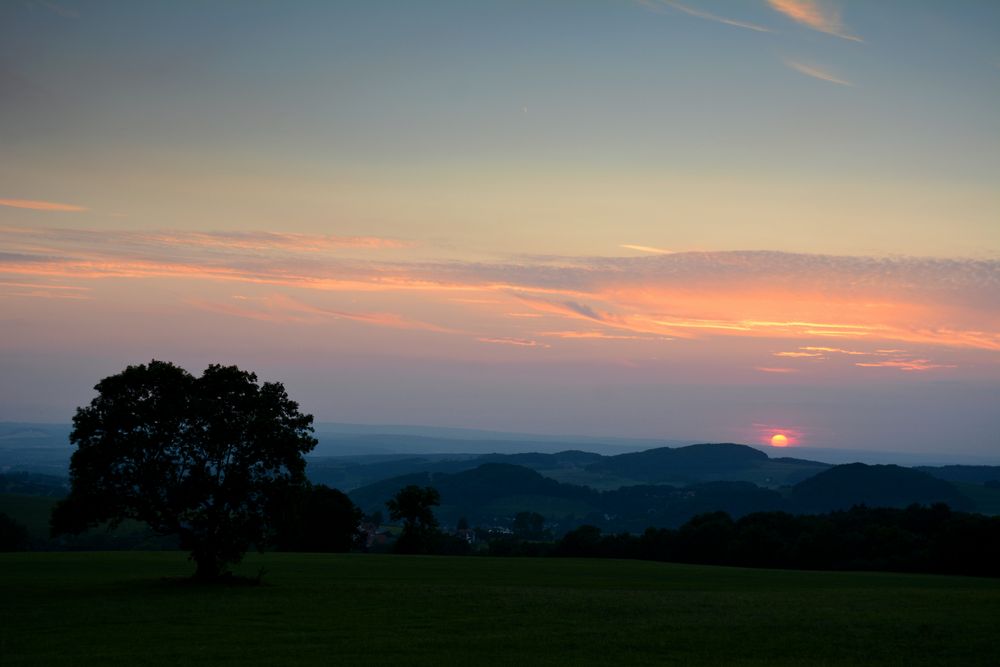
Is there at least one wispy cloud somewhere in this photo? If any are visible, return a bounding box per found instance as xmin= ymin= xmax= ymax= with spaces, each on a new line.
xmin=800 ymin=346 xmax=867 ymax=356
xmin=766 ymin=0 xmax=861 ymax=41
xmin=539 ymin=331 xmax=662 ymax=341
xmin=647 ymin=0 xmax=772 ymax=33
xmin=620 ymin=244 xmax=673 ymax=255
xmin=145 ymin=230 xmax=410 ymax=251
xmin=0 ymin=226 xmax=406 ymax=251
xmin=478 ymin=337 xmax=549 ymax=348
xmin=771 ymin=346 xmax=959 ymax=373
xmin=32 ymin=1 xmax=80 ymax=18
xmin=755 ymin=366 xmax=799 ymax=374
xmin=3 ymin=226 xmax=999 ymax=355
xmin=193 ymin=293 xmax=459 ymax=334
xmin=785 ymin=60 xmax=852 ymax=86
xmin=0 ymin=280 xmax=92 ymax=300
xmin=855 ymin=359 xmax=957 ymax=372
xmin=0 ymin=199 xmax=86 ymax=212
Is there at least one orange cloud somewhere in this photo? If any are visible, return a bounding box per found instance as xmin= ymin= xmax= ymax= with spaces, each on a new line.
xmin=767 ymin=0 xmax=861 ymax=41
xmin=3 ymin=226 xmax=998 ymax=356
xmin=0 ymin=198 xmax=86 ymax=212
xmin=855 ymin=359 xmax=957 ymax=372
xmin=755 ymin=367 xmax=799 ymax=374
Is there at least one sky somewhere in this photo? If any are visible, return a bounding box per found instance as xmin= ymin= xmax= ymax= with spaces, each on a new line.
xmin=1 ymin=0 xmax=998 ymax=458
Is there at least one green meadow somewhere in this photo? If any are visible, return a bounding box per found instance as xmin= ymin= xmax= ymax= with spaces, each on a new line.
xmin=2 ymin=553 xmax=998 ymax=666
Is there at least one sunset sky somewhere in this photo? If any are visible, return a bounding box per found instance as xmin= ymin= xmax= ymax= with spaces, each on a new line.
xmin=2 ymin=1 xmax=998 ymax=457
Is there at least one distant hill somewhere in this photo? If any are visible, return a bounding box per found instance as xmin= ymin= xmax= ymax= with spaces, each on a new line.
xmin=588 ymin=443 xmax=767 ymax=480
xmin=0 ymin=423 xmax=74 ymax=477
xmin=349 ymin=463 xmax=600 ymax=525
xmin=348 ymin=462 xmax=791 ymax=531
xmin=790 ymin=463 xmax=974 ymax=513
xmin=350 ymin=457 xmax=985 ymax=534
xmin=581 ymin=443 xmax=829 ymax=487
xmin=915 ymin=465 xmax=1000 ymax=485
xmin=0 ymin=472 xmax=68 ymax=497
xmin=477 ymin=450 xmax=605 ymax=470
xmin=309 ymin=444 xmax=831 ymax=492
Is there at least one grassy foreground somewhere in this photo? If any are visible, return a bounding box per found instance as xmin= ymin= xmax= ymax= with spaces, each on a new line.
xmin=2 ymin=553 xmax=998 ymax=666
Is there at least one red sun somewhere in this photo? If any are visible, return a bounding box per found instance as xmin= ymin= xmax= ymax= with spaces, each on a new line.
xmin=770 ymin=433 xmax=790 ymax=447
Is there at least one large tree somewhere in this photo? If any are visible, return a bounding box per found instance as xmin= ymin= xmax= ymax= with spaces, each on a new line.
xmin=386 ymin=485 xmax=440 ymax=554
xmin=51 ymin=360 xmax=317 ymax=579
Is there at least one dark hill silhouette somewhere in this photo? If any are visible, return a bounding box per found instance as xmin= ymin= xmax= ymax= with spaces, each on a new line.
xmin=915 ymin=465 xmax=1000 ymax=484
xmin=350 ymin=459 xmax=981 ymax=534
xmin=790 ymin=463 xmax=973 ymax=512
xmin=312 ymin=444 xmax=831 ymax=492
xmin=349 ymin=463 xmax=599 ymax=520
xmin=602 ymin=481 xmax=785 ymax=532
xmin=587 ymin=443 xmax=771 ymax=482
xmin=477 ymin=450 xmax=605 ymax=470
xmin=351 ymin=462 xmax=786 ymax=531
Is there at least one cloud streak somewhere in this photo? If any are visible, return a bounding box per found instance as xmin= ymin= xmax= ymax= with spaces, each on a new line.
xmin=478 ymin=337 xmax=549 ymax=348
xmin=855 ymin=359 xmax=957 ymax=372
xmin=0 ymin=226 xmax=407 ymax=251
xmin=0 ymin=199 xmax=86 ymax=212
xmin=192 ymin=293 xmax=460 ymax=334
xmin=621 ymin=244 xmax=673 ymax=255
xmin=766 ymin=0 xmax=861 ymax=41
xmin=2 ymin=226 xmax=998 ymax=354
xmin=651 ymin=1 xmax=772 ymax=33
xmin=785 ymin=61 xmax=852 ymax=86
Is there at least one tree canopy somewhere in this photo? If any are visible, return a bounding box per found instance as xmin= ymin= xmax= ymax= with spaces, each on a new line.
xmin=51 ymin=360 xmax=317 ymax=578
xmin=272 ymin=483 xmax=362 ymax=553
xmin=386 ymin=485 xmax=440 ymax=554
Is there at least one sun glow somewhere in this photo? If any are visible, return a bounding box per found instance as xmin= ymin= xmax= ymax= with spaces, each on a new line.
xmin=770 ymin=433 xmax=790 ymax=447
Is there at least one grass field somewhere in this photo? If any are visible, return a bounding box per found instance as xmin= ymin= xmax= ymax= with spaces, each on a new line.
xmin=2 ymin=553 xmax=998 ymax=666
xmin=0 ymin=494 xmax=54 ymax=540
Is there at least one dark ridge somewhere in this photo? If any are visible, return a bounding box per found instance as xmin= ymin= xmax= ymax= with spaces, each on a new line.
xmin=790 ymin=463 xmax=973 ymax=512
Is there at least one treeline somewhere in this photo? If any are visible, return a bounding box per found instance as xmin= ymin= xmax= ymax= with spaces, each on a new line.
xmin=6 ymin=473 xmax=1000 ymax=579
xmin=545 ymin=504 xmax=1000 ymax=577
xmin=0 ymin=482 xmax=363 ymax=554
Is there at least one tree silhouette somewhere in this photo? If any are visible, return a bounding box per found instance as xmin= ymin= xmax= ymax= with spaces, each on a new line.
xmin=273 ymin=483 xmax=362 ymax=553
xmin=51 ymin=360 xmax=317 ymax=579
xmin=512 ymin=511 xmax=547 ymax=540
xmin=0 ymin=512 xmax=30 ymax=551
xmin=386 ymin=485 xmax=440 ymax=554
